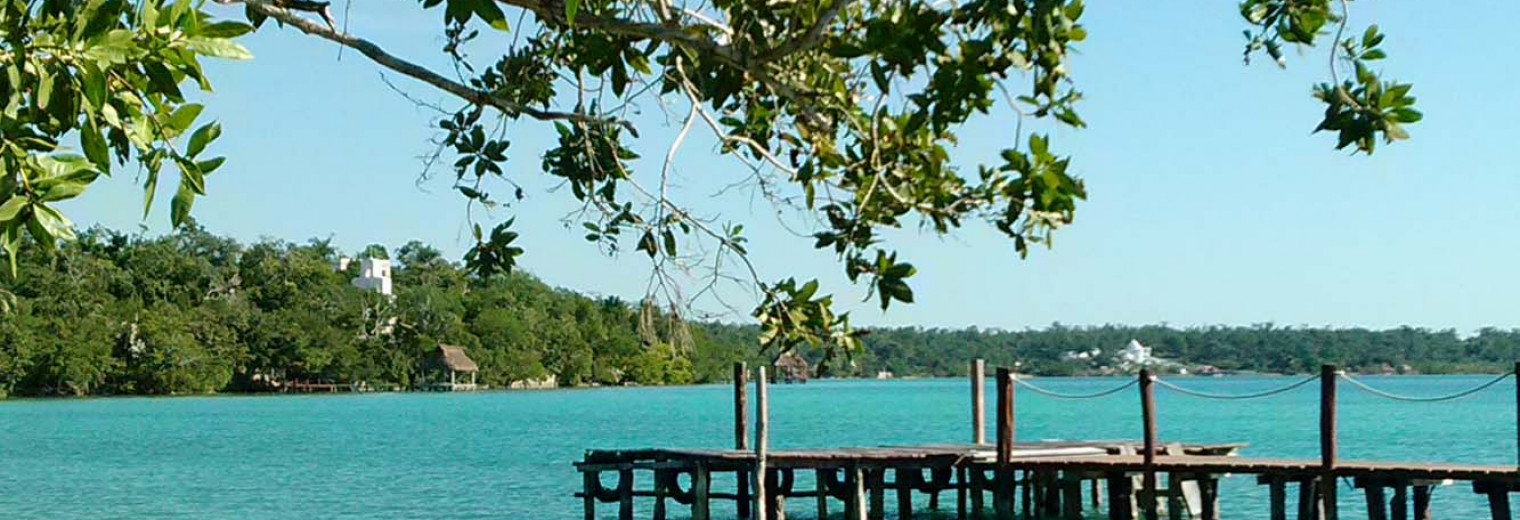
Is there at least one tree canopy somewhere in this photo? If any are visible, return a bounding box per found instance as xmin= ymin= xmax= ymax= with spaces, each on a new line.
xmin=2 ymin=224 xmax=1513 ymax=398
xmin=0 ymin=0 xmax=1422 ymax=366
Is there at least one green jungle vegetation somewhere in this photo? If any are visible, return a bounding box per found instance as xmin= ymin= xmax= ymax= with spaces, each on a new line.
xmin=1 ymin=0 xmax=1422 ymax=375
xmin=0 ymin=225 xmax=1513 ymax=398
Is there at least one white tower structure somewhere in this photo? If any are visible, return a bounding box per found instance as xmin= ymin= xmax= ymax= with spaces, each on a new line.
xmin=352 ymin=258 xmax=393 ymax=296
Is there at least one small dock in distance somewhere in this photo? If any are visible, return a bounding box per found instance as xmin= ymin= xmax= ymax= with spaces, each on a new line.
xmin=575 ymin=361 xmax=1520 ymax=520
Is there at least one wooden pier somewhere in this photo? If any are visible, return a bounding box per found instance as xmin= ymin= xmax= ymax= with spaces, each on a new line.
xmin=575 ymin=361 xmax=1520 ymax=519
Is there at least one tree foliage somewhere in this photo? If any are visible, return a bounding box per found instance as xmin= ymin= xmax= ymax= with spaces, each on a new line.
xmin=0 ymin=224 xmax=738 ymax=397
xmin=1 ymin=225 xmax=1515 ymax=398
xmin=0 ymin=0 xmax=249 ymax=272
xmin=2 ymin=0 xmax=1422 ymax=366
xmin=835 ymin=323 xmax=1520 ymax=377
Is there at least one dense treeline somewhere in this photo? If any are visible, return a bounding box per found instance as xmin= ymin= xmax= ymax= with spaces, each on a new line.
xmin=839 ymin=324 xmax=1520 ymax=376
xmin=2 ymin=226 xmax=1517 ymax=398
xmin=0 ymin=225 xmax=764 ymax=397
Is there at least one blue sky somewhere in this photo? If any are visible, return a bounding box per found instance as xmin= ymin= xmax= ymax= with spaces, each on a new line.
xmin=61 ymin=1 xmax=1520 ymax=332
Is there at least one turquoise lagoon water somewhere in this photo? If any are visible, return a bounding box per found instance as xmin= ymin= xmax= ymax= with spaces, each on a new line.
xmin=0 ymin=376 xmax=1513 ymax=519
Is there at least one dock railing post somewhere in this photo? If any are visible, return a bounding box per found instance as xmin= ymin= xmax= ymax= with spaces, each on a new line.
xmin=1514 ymin=361 xmax=1519 ymax=469
xmin=996 ymin=367 xmax=1015 ymax=464
xmin=755 ymin=365 xmax=771 ymax=520
xmin=1139 ymin=368 xmax=1158 ymax=520
xmin=995 ymin=367 xmax=1015 ymax=520
xmin=735 ymin=362 xmax=751 ymax=520
xmin=973 ymin=359 xmax=987 ymax=446
xmin=1319 ymin=364 xmax=1339 ymax=520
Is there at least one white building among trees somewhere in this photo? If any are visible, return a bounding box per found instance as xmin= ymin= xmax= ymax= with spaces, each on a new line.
xmin=350 ymin=258 xmax=393 ymax=296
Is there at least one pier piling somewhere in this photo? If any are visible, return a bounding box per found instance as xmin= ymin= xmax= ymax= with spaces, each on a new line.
xmin=972 ymin=359 xmax=987 ymax=446
xmin=735 ymin=362 xmax=751 ymax=520
xmin=755 ymin=366 xmax=770 ymax=520
xmin=1321 ymin=365 xmax=1340 ymax=520
xmin=575 ymin=358 xmax=1520 ymax=520
xmin=1139 ymin=369 xmax=1158 ymax=520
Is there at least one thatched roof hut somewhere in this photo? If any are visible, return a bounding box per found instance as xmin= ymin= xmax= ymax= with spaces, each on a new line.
xmin=425 ymin=345 xmax=479 ymax=373
xmin=774 ymin=351 xmax=810 ymax=384
xmin=422 ymin=345 xmax=480 ymax=391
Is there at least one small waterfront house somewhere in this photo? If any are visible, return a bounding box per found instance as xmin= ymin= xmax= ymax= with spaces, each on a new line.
xmin=423 ymin=345 xmax=480 ymax=391
xmin=773 ymin=351 xmax=810 ymax=384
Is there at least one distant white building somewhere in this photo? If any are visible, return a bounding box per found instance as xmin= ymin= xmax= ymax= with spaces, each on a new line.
xmin=1118 ymin=339 xmax=1154 ymax=366
xmin=351 ymin=258 xmax=393 ymax=296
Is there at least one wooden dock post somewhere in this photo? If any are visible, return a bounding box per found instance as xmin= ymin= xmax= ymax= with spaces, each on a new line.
xmin=897 ymin=469 xmax=915 ymax=520
xmin=1476 ymin=481 xmax=1513 ymax=520
xmin=755 ymin=365 xmax=771 ymax=520
xmin=995 ymin=367 xmax=1016 ymax=520
xmin=817 ymin=469 xmax=832 ymax=519
xmin=1320 ymin=364 xmax=1339 ymax=520
xmin=847 ymin=465 xmax=868 ymax=520
xmin=1363 ymin=484 xmax=1387 ymax=520
xmin=693 ymin=462 xmax=712 ymax=520
xmin=973 ymin=359 xmax=987 ymax=445
xmin=1267 ymin=477 xmax=1286 ymax=520
xmin=956 ymin=467 xmax=969 ymax=520
xmin=1139 ymin=369 xmax=1159 ymax=520
xmin=583 ymin=471 xmax=598 ymax=520
xmin=970 ymin=470 xmax=985 ymax=517
xmin=1413 ymin=485 xmax=1432 ymax=520
xmin=736 ymin=362 xmax=751 ymax=520
xmin=618 ymin=467 xmax=635 ymax=520
xmin=868 ymin=469 xmax=886 ymax=520
xmin=1514 ymin=361 xmax=1519 ymax=469
xmin=1390 ymin=483 xmax=1408 ymax=520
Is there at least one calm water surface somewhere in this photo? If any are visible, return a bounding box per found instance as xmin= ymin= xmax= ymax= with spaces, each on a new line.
xmin=0 ymin=376 xmax=1513 ymax=519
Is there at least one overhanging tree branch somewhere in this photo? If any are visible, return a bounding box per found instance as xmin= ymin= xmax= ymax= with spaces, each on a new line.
xmin=224 ymin=0 xmax=636 ymax=133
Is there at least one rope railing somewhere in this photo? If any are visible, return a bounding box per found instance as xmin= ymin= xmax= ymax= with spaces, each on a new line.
xmin=1152 ymin=374 xmax=1321 ymax=400
xmin=1337 ymin=370 xmax=1516 ymax=403
xmin=1012 ymin=376 xmax=1138 ymax=399
xmin=966 ymin=359 xmax=1520 ymax=520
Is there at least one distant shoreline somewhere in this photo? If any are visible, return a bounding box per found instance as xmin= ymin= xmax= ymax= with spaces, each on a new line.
xmin=4 ymin=371 xmax=1511 ymax=401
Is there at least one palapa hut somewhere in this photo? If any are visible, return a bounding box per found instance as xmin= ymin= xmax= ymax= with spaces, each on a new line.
xmin=773 ymin=351 xmax=810 ymax=384
xmin=422 ymin=344 xmax=480 ymax=391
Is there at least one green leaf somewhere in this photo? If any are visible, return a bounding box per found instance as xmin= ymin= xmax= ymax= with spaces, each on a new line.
xmin=178 ymin=159 xmax=206 ymax=195
xmin=143 ymin=169 xmax=160 ymax=219
xmin=37 ymin=180 xmax=91 ymax=202
xmin=199 ymin=21 xmax=255 ymax=39
xmin=167 ymin=103 xmax=204 ymax=134
xmin=473 ymin=0 xmax=511 ymax=31
xmin=182 ymin=37 xmax=254 ymax=60
xmin=81 ymin=122 xmax=112 ymax=174
xmin=36 ymin=69 xmax=53 ymax=110
xmin=245 ymin=5 xmax=269 ymax=28
xmin=35 ymin=154 xmax=96 ymax=180
xmin=0 ymin=197 xmax=30 ymax=222
xmin=1392 ymin=108 xmax=1423 ymax=124
xmin=31 ymin=203 xmax=75 ymax=241
xmin=187 ymin=121 xmax=221 ymax=157
xmin=170 ymin=184 xmax=195 ymax=228
xmin=638 ymin=230 xmax=657 ymax=257
xmin=81 ymin=65 xmax=107 ymax=112
xmin=1 ymin=222 xmax=18 ymax=276
xmin=566 ymin=0 xmax=580 ymax=26
xmin=662 ymin=229 xmax=677 ymax=256
xmin=82 ymin=30 xmax=142 ymax=65
xmin=1361 ymin=25 xmax=1381 ymax=48
xmin=196 ymin=157 xmax=227 ymax=175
